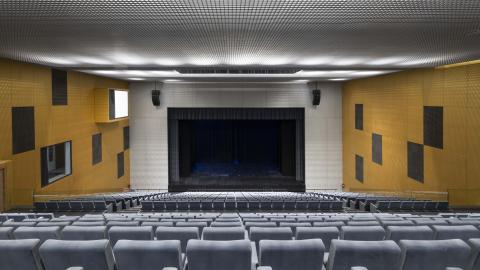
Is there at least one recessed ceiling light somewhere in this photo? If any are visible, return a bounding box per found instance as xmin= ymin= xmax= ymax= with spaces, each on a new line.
xmin=329 ymin=78 xmax=349 ymax=81
xmin=42 ymin=57 xmax=77 ymax=65
xmin=333 ymin=58 xmax=364 ymax=66
xmin=128 ymin=78 xmax=145 ymax=81
xmin=154 ymin=58 xmax=183 ymax=66
xmin=351 ymin=71 xmax=386 ymax=76
xmin=367 ymin=57 xmax=404 ymax=66
xmin=73 ymin=56 xmax=112 ymax=65
xmin=297 ymin=57 xmax=332 ymax=66
xmin=112 ymin=53 xmax=147 ymax=65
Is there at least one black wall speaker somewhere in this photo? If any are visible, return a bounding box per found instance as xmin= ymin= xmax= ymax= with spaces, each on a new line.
xmin=312 ymin=89 xmax=321 ymax=106
xmin=151 ymin=90 xmax=161 ymax=106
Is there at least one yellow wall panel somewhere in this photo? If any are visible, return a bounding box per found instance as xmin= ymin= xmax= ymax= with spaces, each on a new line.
xmin=343 ymin=63 xmax=480 ymax=206
xmin=0 ymin=57 xmax=130 ymax=208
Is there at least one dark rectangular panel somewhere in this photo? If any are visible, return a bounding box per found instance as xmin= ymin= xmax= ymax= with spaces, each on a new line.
xmin=123 ymin=126 xmax=130 ymax=150
xmin=424 ymin=106 xmax=443 ymax=149
xmin=12 ymin=107 xmax=35 ymax=154
xmin=355 ymin=104 xmax=363 ymax=130
xmin=51 ymin=69 xmax=68 ymax=105
xmin=372 ymin=133 xmax=382 ymax=165
xmin=117 ymin=152 xmax=124 ymax=178
xmin=408 ymin=142 xmax=424 ymax=182
xmin=92 ymin=133 xmax=102 ymax=165
xmin=109 ymin=89 xmax=115 ymax=120
xmin=355 ymin=154 xmax=364 ymax=182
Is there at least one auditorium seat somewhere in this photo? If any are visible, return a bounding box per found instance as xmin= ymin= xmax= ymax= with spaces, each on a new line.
xmin=13 ymin=226 xmax=61 ymax=244
xmin=448 ymin=219 xmax=480 ymax=226
xmin=347 ymin=220 xmax=380 ymax=226
xmin=211 ymin=221 xmax=243 ymax=227
xmin=71 ymin=221 xmax=105 ymax=226
xmin=52 ymin=216 xmax=79 ymax=222
xmin=106 ymin=221 xmax=139 ymax=229
xmin=295 ymin=227 xmax=339 ymax=250
xmin=61 ymin=226 xmax=107 ymax=240
xmin=398 ymin=239 xmax=471 ymax=270
xmin=250 ymin=227 xmax=293 ymax=251
xmin=385 ymin=226 xmax=434 ymax=243
xmin=340 ymin=226 xmax=385 ymax=241
xmin=327 ymin=240 xmax=401 ymax=270
xmin=379 ymin=220 xmax=415 ymax=228
xmin=411 ymin=219 xmax=448 ymax=226
xmin=202 ymin=227 xmax=246 ymax=241
xmin=186 ymin=239 xmax=252 ymax=270
xmin=114 ymin=240 xmax=183 ymax=270
xmin=39 ymin=239 xmax=115 ymax=270
xmin=36 ymin=221 xmax=72 ymax=228
xmin=0 ymin=227 xmax=14 ymax=239
xmin=177 ymin=221 xmax=208 ymax=234
xmin=2 ymin=221 xmax=36 ymax=227
xmin=108 ymin=226 xmax=153 ymax=246
xmin=466 ymin=238 xmax=480 ymax=270
xmin=0 ymin=239 xmax=43 ymax=270
xmin=259 ymin=239 xmax=325 ymax=270
xmin=432 ymin=225 xmax=480 ymax=241
xmin=245 ymin=222 xmax=277 ymax=230
xmin=279 ymin=222 xmax=312 ymax=234
xmin=313 ymin=221 xmax=345 ymax=229
xmin=156 ymin=226 xmax=199 ymax=253
xmin=142 ymin=221 xmax=174 ymax=229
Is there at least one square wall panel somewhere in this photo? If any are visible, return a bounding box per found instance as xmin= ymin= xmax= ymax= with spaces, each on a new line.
xmin=372 ymin=133 xmax=382 ymax=165
xmin=407 ymin=141 xmax=424 ymax=182
xmin=424 ymin=106 xmax=443 ymax=149
xmin=12 ymin=106 xmax=35 ymax=154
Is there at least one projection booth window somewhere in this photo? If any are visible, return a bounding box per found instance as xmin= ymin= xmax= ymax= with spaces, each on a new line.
xmin=41 ymin=141 xmax=72 ymax=187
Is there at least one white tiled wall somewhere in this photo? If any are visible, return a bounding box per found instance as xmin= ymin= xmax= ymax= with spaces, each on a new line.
xmin=129 ymin=81 xmax=342 ymax=191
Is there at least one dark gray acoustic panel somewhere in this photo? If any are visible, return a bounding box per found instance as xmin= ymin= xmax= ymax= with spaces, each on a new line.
xmin=109 ymin=89 xmax=115 ymax=120
xmin=12 ymin=107 xmax=35 ymax=154
xmin=117 ymin=152 xmax=124 ymax=178
xmin=51 ymin=69 xmax=67 ymax=105
xmin=372 ymin=133 xmax=382 ymax=165
xmin=123 ymin=126 xmax=130 ymax=150
xmin=92 ymin=133 xmax=102 ymax=165
xmin=355 ymin=104 xmax=363 ymax=130
xmin=424 ymin=106 xmax=443 ymax=149
xmin=355 ymin=154 xmax=364 ymax=182
xmin=407 ymin=142 xmax=424 ymax=182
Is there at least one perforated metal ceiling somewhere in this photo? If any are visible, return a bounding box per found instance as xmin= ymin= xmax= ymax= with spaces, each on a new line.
xmin=0 ymin=0 xmax=479 ymax=81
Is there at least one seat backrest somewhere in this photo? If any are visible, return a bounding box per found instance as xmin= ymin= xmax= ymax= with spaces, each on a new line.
xmin=295 ymin=226 xmax=339 ymax=250
xmin=107 ymin=226 xmax=153 ymax=246
xmin=114 ymin=240 xmax=182 ymax=270
xmin=155 ymin=226 xmax=199 ymax=253
xmin=432 ymin=225 xmax=480 ymax=241
xmin=245 ymin=222 xmax=277 ymax=230
xmin=36 ymin=221 xmax=71 ymax=228
xmin=186 ymin=239 xmax=251 ymax=270
xmin=259 ymin=239 xmax=324 ymax=270
xmin=106 ymin=221 xmax=139 ymax=229
xmin=61 ymin=226 xmax=107 ymax=240
xmin=13 ymin=226 xmax=61 ymax=244
xmin=327 ymin=240 xmax=401 ymax=270
xmin=39 ymin=239 xmax=115 ymax=270
xmin=399 ymin=239 xmax=471 ymax=270
xmin=347 ymin=221 xmax=380 ymax=226
xmin=385 ymin=226 xmax=433 ymax=243
xmin=176 ymin=222 xmax=208 ymax=234
xmin=71 ymin=221 xmax=105 ymax=226
xmin=202 ymin=227 xmax=246 ymax=241
xmin=211 ymin=221 xmax=242 ymax=227
xmin=313 ymin=221 xmax=345 ymax=228
xmin=380 ymin=220 xmax=415 ymax=228
xmin=0 ymin=227 xmax=14 ymax=239
xmin=467 ymin=238 xmax=480 ymax=270
xmin=250 ymin=227 xmax=293 ymax=251
xmin=0 ymin=239 xmax=43 ymax=270
xmin=340 ymin=226 xmax=385 ymax=241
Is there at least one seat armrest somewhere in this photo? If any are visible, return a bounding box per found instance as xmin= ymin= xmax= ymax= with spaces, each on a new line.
xmin=257 ymin=267 xmax=273 ymax=270
xmin=351 ymin=267 xmax=368 ymax=270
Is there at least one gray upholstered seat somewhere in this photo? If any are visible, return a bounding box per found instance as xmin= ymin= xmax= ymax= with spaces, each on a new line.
xmin=279 ymin=222 xmax=312 ymax=234
xmin=245 ymin=222 xmax=277 ymax=230
xmin=327 ymin=240 xmax=401 ymax=270
xmin=398 ymin=239 xmax=471 ymax=270
xmin=186 ymin=239 xmax=251 ymax=270
xmin=379 ymin=220 xmax=415 ymax=228
xmin=13 ymin=226 xmax=61 ymax=243
xmin=432 ymin=225 xmax=480 ymax=241
xmin=211 ymin=221 xmax=243 ymax=227
xmin=466 ymin=238 xmax=480 ymax=270
xmin=61 ymin=226 xmax=107 ymax=240
xmin=411 ymin=219 xmax=447 ymax=226
xmin=347 ymin=221 xmax=380 ymax=226
xmin=0 ymin=239 xmax=43 ymax=270
xmin=385 ymin=226 xmax=433 ymax=243
xmin=108 ymin=226 xmax=153 ymax=246
xmin=250 ymin=227 xmax=293 ymax=251
xmin=141 ymin=221 xmax=174 ymax=229
xmin=106 ymin=221 xmax=139 ymax=229
xmin=114 ymin=240 xmax=183 ymax=270
xmin=71 ymin=221 xmax=105 ymax=226
xmin=39 ymin=239 xmax=115 ymax=270
xmin=156 ymin=226 xmax=199 ymax=253
xmin=340 ymin=226 xmax=385 ymax=241
xmin=295 ymin=226 xmax=339 ymax=250
xmin=0 ymin=227 xmax=14 ymax=239
xmin=2 ymin=221 xmax=36 ymax=227
xmin=176 ymin=221 xmax=208 ymax=234
xmin=313 ymin=222 xmax=345 ymax=228
xmin=259 ymin=239 xmax=325 ymax=270
xmin=202 ymin=226 xmax=246 ymax=241
xmin=36 ymin=221 xmax=72 ymax=228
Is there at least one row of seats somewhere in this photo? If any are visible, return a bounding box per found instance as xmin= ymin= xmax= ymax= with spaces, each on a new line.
xmin=1 ymin=237 xmax=480 ymax=270
xmin=369 ymin=200 xmax=449 ymax=212
xmin=141 ymin=200 xmax=343 ymax=211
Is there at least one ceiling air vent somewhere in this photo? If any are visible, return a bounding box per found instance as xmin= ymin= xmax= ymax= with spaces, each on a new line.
xmin=176 ymin=68 xmax=301 ymax=74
